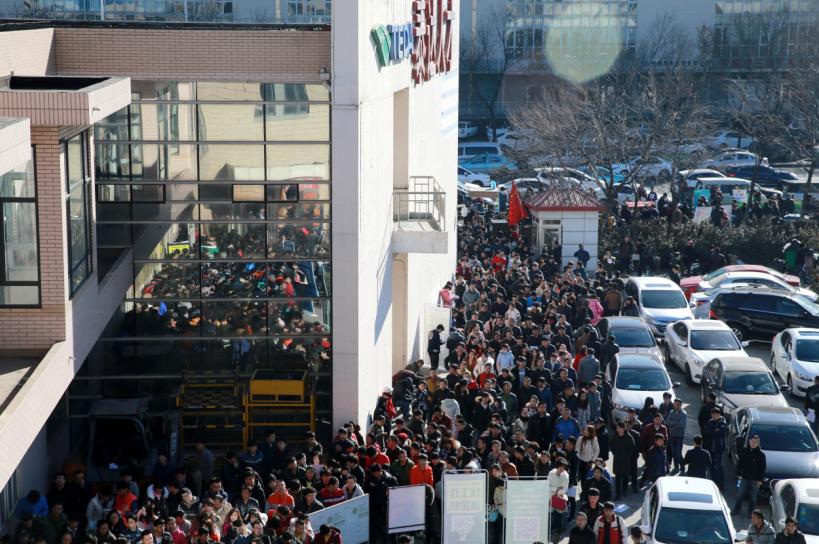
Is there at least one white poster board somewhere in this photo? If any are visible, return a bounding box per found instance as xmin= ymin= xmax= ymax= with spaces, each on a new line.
xmin=442 ymin=471 xmax=487 ymax=544
xmin=307 ymin=494 xmax=369 ymax=544
xmin=504 ymin=479 xmax=551 ymax=544
xmin=388 ymin=485 xmax=426 ymax=534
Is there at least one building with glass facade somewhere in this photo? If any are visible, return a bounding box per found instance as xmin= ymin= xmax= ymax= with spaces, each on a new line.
xmin=0 ymin=0 xmax=459 ymax=517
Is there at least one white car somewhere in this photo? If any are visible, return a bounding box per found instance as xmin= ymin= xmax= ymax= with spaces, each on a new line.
xmin=612 ymin=157 xmax=673 ymax=179
xmin=535 ymin=167 xmax=605 ymax=199
xmin=497 ymin=178 xmax=546 ymax=196
xmin=707 ymin=130 xmax=754 ymax=150
xmin=485 ymin=123 xmax=509 ymax=141
xmin=665 ymin=319 xmax=749 ymax=386
xmin=641 ymin=476 xmax=745 ymax=544
xmin=698 ymin=271 xmax=818 ymax=302
xmin=625 ymin=277 xmax=694 ymax=336
xmin=676 ymin=168 xmax=729 ymax=188
xmin=772 ymin=328 xmax=819 ymax=398
xmin=457 ymin=166 xmax=492 ymax=188
xmin=458 ymin=121 xmax=479 ymax=139
xmin=658 ymin=139 xmax=707 ymax=156
xmin=496 ymin=130 xmax=532 ymax=152
xmin=771 ymin=479 xmax=819 ymax=540
xmin=700 ymin=150 xmax=768 ymax=170
xmin=609 ymin=354 xmax=678 ymax=422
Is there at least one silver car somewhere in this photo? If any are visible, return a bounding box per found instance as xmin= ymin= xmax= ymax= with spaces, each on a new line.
xmin=728 ymin=407 xmax=819 ymax=486
xmin=700 ymin=356 xmax=789 ymax=417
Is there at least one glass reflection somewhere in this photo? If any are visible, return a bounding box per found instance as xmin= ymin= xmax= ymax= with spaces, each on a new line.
xmin=202 ymin=300 xmax=268 ymax=336
xmin=122 ymin=301 xmax=202 ymax=337
xmin=267 ymin=262 xmax=331 ymax=298
xmin=267 ymin=223 xmax=330 ymax=258
xmin=202 ymin=262 xmax=267 ymax=298
xmin=200 ymin=224 xmax=266 ymax=259
xmin=133 ymin=262 xmax=199 ymax=299
xmin=269 ymin=299 xmax=331 ymax=335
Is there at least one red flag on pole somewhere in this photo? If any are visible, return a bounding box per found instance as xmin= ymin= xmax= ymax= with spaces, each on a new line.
xmin=508 ymin=182 xmax=528 ymax=226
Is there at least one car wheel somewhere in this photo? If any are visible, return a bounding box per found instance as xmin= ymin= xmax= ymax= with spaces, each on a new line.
xmin=728 ymin=323 xmax=748 ymax=343
xmin=787 ymin=374 xmax=795 ymax=398
xmin=685 ymin=363 xmax=695 ymax=386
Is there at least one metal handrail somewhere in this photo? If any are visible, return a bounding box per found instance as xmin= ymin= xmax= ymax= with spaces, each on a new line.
xmin=393 ymin=176 xmax=446 ymax=231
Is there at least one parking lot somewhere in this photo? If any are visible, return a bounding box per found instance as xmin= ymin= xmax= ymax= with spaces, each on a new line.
xmin=562 ymin=339 xmax=802 ymax=543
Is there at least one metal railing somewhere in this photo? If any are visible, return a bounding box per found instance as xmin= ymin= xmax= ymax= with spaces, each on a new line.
xmin=392 ymin=176 xmax=446 ymax=232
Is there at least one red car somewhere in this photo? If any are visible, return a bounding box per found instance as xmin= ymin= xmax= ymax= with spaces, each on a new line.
xmin=680 ymin=264 xmax=800 ymax=300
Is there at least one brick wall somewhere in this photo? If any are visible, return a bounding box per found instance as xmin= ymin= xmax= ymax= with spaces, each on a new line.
xmin=0 ymin=126 xmax=67 ymax=350
xmin=54 ymin=27 xmax=331 ymax=81
xmin=0 ymin=28 xmax=55 ymax=77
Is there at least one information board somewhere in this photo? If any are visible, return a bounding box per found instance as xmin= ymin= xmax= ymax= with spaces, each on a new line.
xmin=503 ymin=479 xmax=551 ymax=544
xmin=388 ymin=485 xmax=426 ymax=534
xmin=442 ymin=471 xmax=487 ymax=544
xmin=307 ymin=494 xmax=369 ymax=544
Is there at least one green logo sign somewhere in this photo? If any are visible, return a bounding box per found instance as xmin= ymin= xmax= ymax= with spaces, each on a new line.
xmin=371 ymin=25 xmax=391 ymax=68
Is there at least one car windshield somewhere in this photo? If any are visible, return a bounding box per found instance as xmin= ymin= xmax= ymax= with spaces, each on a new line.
xmin=654 ymin=508 xmax=731 ymax=544
xmin=798 ymin=298 xmax=819 ymax=315
xmin=703 ymin=267 xmax=730 ymax=281
xmin=690 ymin=330 xmax=741 ymax=351
xmin=615 ymin=368 xmax=670 ymax=391
xmin=749 ymin=424 xmax=818 ymax=452
xmin=722 ymin=371 xmax=778 ymax=394
xmin=610 ymin=327 xmax=656 ymax=348
xmin=641 ymin=289 xmax=687 ymax=309
xmin=796 ymin=340 xmax=819 ymax=362
xmin=797 ymin=503 xmax=819 ymax=534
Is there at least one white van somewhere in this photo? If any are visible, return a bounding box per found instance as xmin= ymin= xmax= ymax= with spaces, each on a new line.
xmin=458 ymin=141 xmax=503 ymax=160
xmin=625 ymin=277 xmax=693 ymax=336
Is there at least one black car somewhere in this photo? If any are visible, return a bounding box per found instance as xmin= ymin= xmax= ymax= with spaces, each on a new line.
xmin=725 ymin=165 xmax=799 ymax=188
xmin=709 ymin=288 xmax=819 ymax=341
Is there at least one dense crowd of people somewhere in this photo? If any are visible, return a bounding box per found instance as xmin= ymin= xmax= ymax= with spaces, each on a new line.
xmin=9 ymin=196 xmax=819 ymax=544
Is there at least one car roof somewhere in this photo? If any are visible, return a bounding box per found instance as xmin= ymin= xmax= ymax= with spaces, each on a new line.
xmin=656 ymin=477 xmax=723 ymax=509
xmin=785 ymin=479 xmax=819 ymax=502
xmin=628 ymin=276 xmax=679 ymax=289
xmin=717 ymin=287 xmax=796 ymax=298
xmin=790 ymin=328 xmax=819 ymax=339
xmin=743 ymin=406 xmax=807 ymax=423
xmin=604 ymin=316 xmax=650 ymax=329
xmin=716 ymin=271 xmax=783 ymax=280
xmin=710 ymin=356 xmax=767 ymax=371
xmin=617 ymin=354 xmax=665 ymax=368
xmin=681 ymin=319 xmax=731 ymax=331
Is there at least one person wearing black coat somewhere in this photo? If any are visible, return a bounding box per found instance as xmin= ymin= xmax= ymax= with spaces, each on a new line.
xmin=594 ymin=419 xmax=610 ymax=461
xmin=365 ymin=464 xmax=397 ymax=543
xmin=610 ymin=423 xmax=637 ymax=500
xmin=427 ymin=325 xmax=445 ymax=371
xmin=774 ymin=518 xmax=808 ymax=544
xmin=581 ymin=468 xmax=612 ymax=503
xmin=682 ymin=435 xmax=712 ymax=479
xmin=732 ymin=435 xmax=767 ymax=516
xmin=526 ymin=406 xmax=553 ymax=451
xmin=569 ymin=512 xmax=597 ymax=544
xmin=698 ymin=393 xmax=718 ymax=432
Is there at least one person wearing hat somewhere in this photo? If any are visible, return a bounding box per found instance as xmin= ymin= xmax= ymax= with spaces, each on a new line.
xmin=579 ymin=487 xmax=604 ymax=527
xmin=592 ymin=502 xmax=628 ymax=544
xmin=703 ymin=407 xmax=728 ymax=489
xmin=732 ymin=433 xmax=766 ymax=516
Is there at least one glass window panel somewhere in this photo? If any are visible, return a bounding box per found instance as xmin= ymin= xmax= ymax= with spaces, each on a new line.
xmin=197 ymin=82 xmax=265 ymax=101
xmin=70 ymin=259 xmax=88 ymax=293
xmin=97 ymin=224 xmax=132 ymax=247
xmin=135 ymin=103 xmax=196 ymax=141
xmin=263 ymin=83 xmax=329 ymax=102
xmin=133 ymin=184 xmax=165 ymax=202
xmin=97 ymin=184 xmax=131 ymax=202
xmin=96 ymin=143 xmax=131 ymax=180
xmin=128 ymin=301 xmax=202 ymax=337
xmin=199 ymin=184 xmax=232 ymax=201
xmin=0 ymin=285 xmax=38 ymax=305
xmin=67 ymin=136 xmax=85 ymax=186
xmin=267 ymin=261 xmax=330 ymax=298
xmin=69 ymin=183 xmax=88 ymax=269
xmin=233 ymin=185 xmax=265 ymax=202
xmin=269 ymin=336 xmax=332 ymax=366
xmin=166 ymin=184 xmax=198 ymax=201
xmin=97 ymin=202 xmax=130 ymax=221
xmin=2 ymin=202 xmax=38 ymax=281
xmin=200 ymin=223 xmax=266 ymax=259
xmin=265 ymin=103 xmax=329 ymax=141
xmin=0 ymin=158 xmax=35 ymax=198
xmin=198 ymin=104 xmax=264 ymax=141
xmin=268 ymin=202 xmax=329 ymax=220
xmin=131 ymin=81 xmax=195 ymax=101
xmin=266 ymin=144 xmax=330 ymax=181
xmin=139 ymin=223 xmax=198 ymax=260
xmin=269 ymin=299 xmax=331 ymax=335
xmin=132 ymin=144 xmax=198 ymax=181
xmin=94 ymin=106 xmax=130 ymax=141
xmin=133 ymin=261 xmax=199 ymax=299
xmin=199 ymin=203 xmax=265 ymax=221
xmin=132 ymin=202 xmax=197 ymax=222
xmin=268 ymin=183 xmax=331 ymax=201
xmin=267 ymin=222 xmax=330 ymax=258
xmin=199 ymin=144 xmax=265 ymax=181
xmin=202 ymin=262 xmax=267 ymax=298
xmin=203 ymin=300 xmax=268 ymax=336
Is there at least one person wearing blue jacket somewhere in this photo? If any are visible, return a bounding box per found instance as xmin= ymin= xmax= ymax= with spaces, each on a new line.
xmin=14 ymin=490 xmax=48 ymax=520
xmin=554 ymin=407 xmax=581 ymax=441
xmin=644 ymin=434 xmax=668 ymax=483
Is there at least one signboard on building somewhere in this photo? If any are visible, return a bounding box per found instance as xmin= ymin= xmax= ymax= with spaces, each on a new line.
xmin=442 ymin=471 xmax=487 ymax=544
xmin=371 ymin=0 xmax=454 ymax=85
xmin=307 ymin=494 xmax=369 ymax=543
xmin=503 ymin=479 xmax=551 ymax=544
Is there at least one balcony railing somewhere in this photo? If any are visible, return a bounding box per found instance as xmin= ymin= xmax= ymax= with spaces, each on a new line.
xmin=393 ymin=176 xmax=446 ymax=233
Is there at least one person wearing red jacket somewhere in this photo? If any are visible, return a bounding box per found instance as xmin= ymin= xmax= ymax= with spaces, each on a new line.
xmin=314 ymin=524 xmax=342 ymax=544
xmin=408 ymin=455 xmax=434 ymax=487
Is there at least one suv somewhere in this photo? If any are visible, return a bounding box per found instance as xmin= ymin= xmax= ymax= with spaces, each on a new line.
xmin=625 ymin=277 xmax=693 ymax=335
xmin=709 ymin=289 xmax=819 ymax=342
xmin=597 ymin=316 xmax=661 ymax=360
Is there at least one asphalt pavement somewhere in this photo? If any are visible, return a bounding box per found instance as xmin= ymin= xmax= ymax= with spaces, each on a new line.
xmin=556 ymin=339 xmax=800 ymax=543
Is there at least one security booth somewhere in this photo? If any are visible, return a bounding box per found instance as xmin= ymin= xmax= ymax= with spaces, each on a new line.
xmin=525 ymin=186 xmax=604 ymax=270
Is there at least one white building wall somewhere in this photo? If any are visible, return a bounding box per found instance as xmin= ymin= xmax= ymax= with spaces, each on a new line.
xmin=332 ymin=0 xmax=459 ymax=428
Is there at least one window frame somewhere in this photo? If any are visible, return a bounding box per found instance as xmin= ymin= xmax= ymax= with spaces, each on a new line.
xmin=0 ymin=148 xmax=41 ymax=307
xmin=65 ymin=131 xmax=94 ymax=297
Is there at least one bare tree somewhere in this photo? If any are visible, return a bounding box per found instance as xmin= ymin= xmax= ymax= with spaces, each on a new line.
xmin=461 ymin=7 xmax=514 ymax=141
